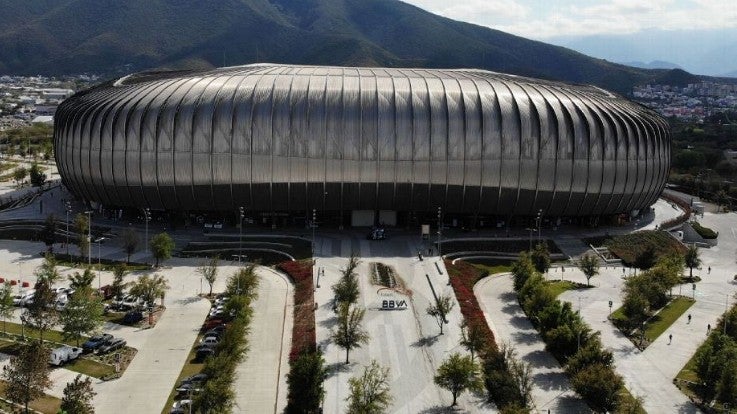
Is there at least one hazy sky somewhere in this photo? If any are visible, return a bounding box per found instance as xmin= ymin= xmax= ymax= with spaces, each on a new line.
xmin=401 ymin=0 xmax=737 ymax=39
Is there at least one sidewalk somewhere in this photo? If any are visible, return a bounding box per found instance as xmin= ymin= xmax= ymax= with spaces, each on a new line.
xmin=475 ymin=274 xmax=589 ymax=413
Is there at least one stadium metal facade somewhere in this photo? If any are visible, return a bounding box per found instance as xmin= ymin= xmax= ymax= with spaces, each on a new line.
xmin=54 ymin=64 xmax=670 ymax=226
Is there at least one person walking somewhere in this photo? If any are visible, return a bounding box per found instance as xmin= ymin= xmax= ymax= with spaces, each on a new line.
xmin=688 ymin=314 xmax=692 ymax=324
xmin=669 ymin=334 xmax=673 ymax=345
xmin=708 ymin=266 xmax=711 ymax=274
xmin=707 ymin=324 xmax=711 ymax=334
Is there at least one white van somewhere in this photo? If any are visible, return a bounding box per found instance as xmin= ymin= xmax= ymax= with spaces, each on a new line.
xmin=19 ymin=289 xmax=36 ymax=307
xmin=49 ymin=346 xmax=82 ymax=366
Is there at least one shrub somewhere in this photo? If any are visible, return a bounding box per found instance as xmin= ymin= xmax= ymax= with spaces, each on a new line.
xmin=692 ymin=221 xmax=718 ymax=239
xmin=278 ymin=260 xmax=316 ymax=360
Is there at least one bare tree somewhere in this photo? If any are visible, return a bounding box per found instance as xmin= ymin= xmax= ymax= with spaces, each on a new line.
xmin=197 ymin=255 xmax=219 ymax=296
xmin=331 ymin=302 xmax=369 ymax=364
xmin=427 ymin=294 xmax=455 ymax=335
xmin=121 ymin=227 xmax=139 ymax=263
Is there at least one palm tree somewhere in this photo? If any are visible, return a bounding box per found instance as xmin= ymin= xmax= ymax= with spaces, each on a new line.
xmin=684 ymin=244 xmax=701 ymax=279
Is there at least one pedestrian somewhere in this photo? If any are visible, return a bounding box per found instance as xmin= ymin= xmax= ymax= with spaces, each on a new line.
xmin=707 ymin=324 xmax=711 ymax=334
xmin=708 ymin=266 xmax=711 ymax=274
xmin=688 ymin=314 xmax=692 ymax=324
xmin=669 ymin=334 xmax=673 ymax=344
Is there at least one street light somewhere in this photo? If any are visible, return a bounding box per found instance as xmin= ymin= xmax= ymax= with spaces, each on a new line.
xmin=536 ymin=209 xmax=543 ymax=243
xmin=64 ymin=201 xmax=71 ymax=256
xmin=85 ymin=210 xmax=92 ymax=267
xmin=311 ymin=209 xmax=317 ymax=257
xmin=437 ymin=207 xmax=442 ymax=257
xmin=96 ymin=237 xmax=105 ymax=290
xmin=143 ymin=208 xmax=151 ymax=255
xmin=238 ymin=206 xmax=244 ymax=266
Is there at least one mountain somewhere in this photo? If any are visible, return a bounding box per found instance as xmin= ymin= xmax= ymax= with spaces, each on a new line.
xmin=622 ymin=60 xmax=682 ymax=70
xmin=549 ymin=28 xmax=737 ymax=77
xmin=0 ymin=0 xmax=699 ymax=94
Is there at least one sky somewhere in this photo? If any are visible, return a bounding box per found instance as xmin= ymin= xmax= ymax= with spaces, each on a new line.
xmin=400 ymin=0 xmax=737 ymax=40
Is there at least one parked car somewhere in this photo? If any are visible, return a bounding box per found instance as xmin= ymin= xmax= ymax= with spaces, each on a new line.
xmin=195 ymin=347 xmax=215 ymax=362
xmin=202 ymin=319 xmax=226 ymax=331
xmin=12 ymin=294 xmax=23 ymax=306
xmin=98 ymin=337 xmax=126 ymax=354
xmin=123 ymin=310 xmax=144 ymax=325
xmin=18 ymin=290 xmax=36 ymax=307
xmin=122 ymin=295 xmax=141 ymax=310
xmin=54 ymin=295 xmax=69 ymax=311
xmin=200 ymin=337 xmax=219 ymax=347
xmin=203 ymin=329 xmax=223 ymax=340
xmin=179 ymin=373 xmax=208 ymax=387
xmin=170 ymin=399 xmax=192 ymax=414
xmin=82 ymin=333 xmax=113 ymax=353
xmin=97 ymin=284 xmax=113 ymax=300
xmin=49 ymin=346 xmax=83 ymax=366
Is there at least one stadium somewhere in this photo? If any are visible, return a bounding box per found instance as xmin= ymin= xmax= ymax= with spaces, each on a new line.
xmin=54 ymin=64 xmax=670 ymax=227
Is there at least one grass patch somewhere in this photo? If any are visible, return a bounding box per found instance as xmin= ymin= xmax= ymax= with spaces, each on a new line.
xmin=585 ymin=231 xmax=686 ymax=266
xmin=0 ymin=380 xmax=61 ymax=414
xmin=644 ymin=297 xmax=695 ymax=342
xmin=611 ymin=297 xmax=695 ymax=349
xmin=64 ymin=357 xmax=116 ymax=379
xmin=546 ymin=280 xmax=585 ymax=298
xmin=618 ymin=386 xmax=647 ymax=414
xmin=160 ymin=334 xmax=207 ymax=414
xmin=468 ymin=259 xmax=513 ymax=275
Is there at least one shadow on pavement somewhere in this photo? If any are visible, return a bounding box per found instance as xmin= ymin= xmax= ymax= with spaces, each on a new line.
xmin=319 ymin=316 xmax=338 ymax=329
xmin=509 ymin=315 xmax=532 ymax=329
xmin=523 ymin=350 xmax=560 ymax=369
xmin=411 ymin=334 xmax=440 ymax=348
xmin=511 ymin=331 xmax=539 ymax=345
xmin=417 ymin=405 xmax=458 ymax=413
xmin=325 ymin=361 xmax=352 ymax=378
xmin=532 ymin=371 xmax=569 ymax=391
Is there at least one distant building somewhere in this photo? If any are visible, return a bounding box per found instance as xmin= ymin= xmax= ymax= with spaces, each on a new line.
xmin=55 ymin=64 xmax=670 ymax=227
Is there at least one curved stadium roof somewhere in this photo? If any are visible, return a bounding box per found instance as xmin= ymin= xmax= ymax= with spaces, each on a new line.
xmin=54 ymin=64 xmax=670 ymax=217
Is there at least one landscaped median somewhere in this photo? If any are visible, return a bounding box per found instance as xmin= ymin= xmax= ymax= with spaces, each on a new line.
xmin=0 ymin=322 xmax=132 ymax=380
xmin=611 ymin=296 xmax=695 ymax=349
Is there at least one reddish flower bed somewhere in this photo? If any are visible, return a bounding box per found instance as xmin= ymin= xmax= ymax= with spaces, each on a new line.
xmin=277 ymin=260 xmax=316 ymax=361
xmin=445 ymin=260 xmax=497 ymax=351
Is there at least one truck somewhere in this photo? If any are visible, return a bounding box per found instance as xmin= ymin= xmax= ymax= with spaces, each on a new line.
xmin=49 ymin=345 xmax=83 ymax=366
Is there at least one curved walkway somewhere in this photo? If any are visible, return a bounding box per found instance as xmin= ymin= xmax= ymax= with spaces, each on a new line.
xmin=475 ymin=274 xmax=589 ymax=413
xmin=233 ymin=266 xmax=292 ymax=413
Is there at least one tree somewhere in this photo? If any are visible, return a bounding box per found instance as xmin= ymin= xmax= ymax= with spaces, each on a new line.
xmin=460 ymin=320 xmax=487 ymax=362
xmin=12 ymin=166 xmax=27 ymax=187
xmin=511 ymin=252 xmax=537 ymax=291
xmin=197 ymin=255 xmax=219 ymax=296
xmin=129 ymin=273 xmax=170 ymax=307
xmin=74 ymin=213 xmax=90 ymax=260
xmin=530 ymin=242 xmax=551 ymax=274
xmin=434 ymin=353 xmax=482 ymax=407
xmin=0 ymin=282 xmax=13 ymax=334
xmin=121 ymin=227 xmax=139 ymax=264
xmin=286 ymin=351 xmax=328 ymax=414
xmin=684 ymin=244 xmax=701 ymax=279
xmin=333 ymin=254 xmax=360 ymax=305
xmin=68 ymin=267 xmax=95 ymax=290
xmin=22 ymin=257 xmax=60 ymax=343
xmin=39 ymin=214 xmax=56 ymax=253
xmin=60 ymin=287 xmax=104 ymax=346
xmin=227 ymin=264 xmax=259 ymax=298
xmin=2 ymin=342 xmax=51 ymax=414
xmin=28 ymin=163 xmax=46 ymax=187
xmin=426 ymin=294 xmax=455 ymax=335
xmin=110 ymin=264 xmax=128 ymax=299
xmin=60 ymin=374 xmax=96 ymax=414
xmin=634 ymin=246 xmax=657 ymax=270
xmin=149 ymin=232 xmax=174 ymax=267
xmin=347 ymin=360 xmax=393 ymax=414
xmin=331 ymin=302 xmax=369 ymax=364
xmin=577 ymin=253 xmax=600 ymax=287
xmin=570 ymin=363 xmax=623 ymax=413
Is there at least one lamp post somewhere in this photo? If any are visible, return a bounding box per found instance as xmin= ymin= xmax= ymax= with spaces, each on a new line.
xmin=437 ymin=207 xmax=442 ymax=257
xmin=311 ymin=209 xmax=317 ymax=258
xmin=536 ymin=209 xmax=542 ymax=243
xmin=525 ymin=227 xmax=534 ymax=251
xmin=96 ymin=237 xmax=105 ymax=290
xmin=143 ymin=208 xmax=151 ymax=255
xmin=239 ymin=206 xmax=244 ymax=266
xmin=64 ymin=201 xmax=71 ymax=256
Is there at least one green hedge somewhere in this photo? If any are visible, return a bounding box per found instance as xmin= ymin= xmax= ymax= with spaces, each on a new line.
xmin=691 ymin=222 xmax=718 ymax=239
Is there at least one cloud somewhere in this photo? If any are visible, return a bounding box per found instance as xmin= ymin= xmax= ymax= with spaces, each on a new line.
xmin=401 ymin=0 xmax=737 ymax=39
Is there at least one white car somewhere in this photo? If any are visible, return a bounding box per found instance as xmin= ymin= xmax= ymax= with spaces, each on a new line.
xmin=49 ymin=345 xmax=83 ymax=366
xmin=200 ymin=337 xmax=219 ymax=347
xmin=170 ymin=399 xmax=192 ymax=414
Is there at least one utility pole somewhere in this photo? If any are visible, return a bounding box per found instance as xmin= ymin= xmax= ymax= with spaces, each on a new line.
xmin=239 ymin=206 xmax=244 ymax=266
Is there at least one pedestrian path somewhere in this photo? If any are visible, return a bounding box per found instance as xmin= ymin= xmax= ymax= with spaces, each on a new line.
xmin=475 ymin=274 xmax=589 ymax=413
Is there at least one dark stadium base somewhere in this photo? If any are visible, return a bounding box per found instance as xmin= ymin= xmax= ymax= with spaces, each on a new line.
xmin=98 ymin=204 xmax=636 ymax=233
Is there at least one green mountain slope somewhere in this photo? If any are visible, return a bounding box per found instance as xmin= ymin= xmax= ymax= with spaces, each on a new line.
xmin=0 ymin=0 xmax=693 ymax=93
